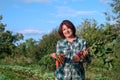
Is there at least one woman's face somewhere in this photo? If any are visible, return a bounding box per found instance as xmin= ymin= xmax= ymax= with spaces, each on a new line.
xmin=62 ymin=24 xmax=73 ymax=38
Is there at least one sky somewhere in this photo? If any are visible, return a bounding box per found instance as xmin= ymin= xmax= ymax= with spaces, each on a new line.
xmin=0 ymin=0 xmax=111 ymax=41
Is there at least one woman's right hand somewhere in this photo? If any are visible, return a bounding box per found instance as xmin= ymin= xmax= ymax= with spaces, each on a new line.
xmin=73 ymin=55 xmax=81 ymax=63
xmin=50 ymin=53 xmax=56 ymax=59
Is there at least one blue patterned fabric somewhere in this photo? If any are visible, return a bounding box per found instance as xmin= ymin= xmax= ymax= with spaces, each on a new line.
xmin=55 ymin=37 xmax=86 ymax=80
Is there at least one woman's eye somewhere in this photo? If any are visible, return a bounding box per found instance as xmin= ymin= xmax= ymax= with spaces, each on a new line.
xmin=63 ymin=29 xmax=66 ymax=31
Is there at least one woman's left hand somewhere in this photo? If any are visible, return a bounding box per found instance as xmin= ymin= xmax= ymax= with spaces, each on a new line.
xmin=73 ymin=55 xmax=80 ymax=63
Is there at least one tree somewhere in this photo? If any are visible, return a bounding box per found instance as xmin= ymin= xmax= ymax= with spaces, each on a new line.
xmin=18 ymin=38 xmax=38 ymax=57
xmin=104 ymin=0 xmax=120 ymax=25
xmin=77 ymin=19 xmax=119 ymax=70
xmin=0 ymin=16 xmax=23 ymax=58
xmin=36 ymin=29 xmax=60 ymax=60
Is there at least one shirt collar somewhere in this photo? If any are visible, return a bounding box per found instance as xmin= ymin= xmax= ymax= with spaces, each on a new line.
xmin=64 ymin=36 xmax=78 ymax=43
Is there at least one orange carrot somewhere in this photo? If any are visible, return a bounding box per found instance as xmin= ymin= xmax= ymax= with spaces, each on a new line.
xmin=55 ymin=54 xmax=65 ymax=69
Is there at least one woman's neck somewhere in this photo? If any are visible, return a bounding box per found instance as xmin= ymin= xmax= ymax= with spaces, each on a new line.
xmin=66 ymin=36 xmax=75 ymax=42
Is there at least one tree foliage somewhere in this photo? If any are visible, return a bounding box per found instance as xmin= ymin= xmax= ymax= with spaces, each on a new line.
xmin=35 ymin=29 xmax=60 ymax=60
xmin=104 ymin=0 xmax=120 ymax=25
xmin=0 ymin=16 xmax=23 ymax=58
xmin=77 ymin=19 xmax=119 ymax=70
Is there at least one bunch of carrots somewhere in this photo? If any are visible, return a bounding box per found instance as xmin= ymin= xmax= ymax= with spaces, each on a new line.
xmin=55 ymin=49 xmax=88 ymax=69
xmin=55 ymin=54 xmax=65 ymax=69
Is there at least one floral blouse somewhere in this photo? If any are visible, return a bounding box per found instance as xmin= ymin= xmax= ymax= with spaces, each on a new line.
xmin=55 ymin=37 xmax=86 ymax=80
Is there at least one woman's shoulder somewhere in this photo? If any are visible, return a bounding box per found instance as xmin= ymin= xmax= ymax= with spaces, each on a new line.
xmin=76 ymin=36 xmax=86 ymax=42
xmin=57 ymin=39 xmax=67 ymax=45
xmin=76 ymin=37 xmax=87 ymax=46
xmin=57 ymin=39 xmax=66 ymax=43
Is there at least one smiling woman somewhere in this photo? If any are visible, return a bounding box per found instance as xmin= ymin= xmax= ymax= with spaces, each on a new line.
xmin=50 ymin=20 xmax=89 ymax=80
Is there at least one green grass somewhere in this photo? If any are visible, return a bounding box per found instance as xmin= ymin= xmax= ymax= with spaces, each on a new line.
xmin=0 ymin=69 xmax=29 ymax=80
xmin=0 ymin=65 xmax=43 ymax=80
xmin=0 ymin=64 xmax=114 ymax=80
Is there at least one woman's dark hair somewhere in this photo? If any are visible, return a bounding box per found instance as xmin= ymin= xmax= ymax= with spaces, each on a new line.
xmin=58 ymin=20 xmax=76 ymax=39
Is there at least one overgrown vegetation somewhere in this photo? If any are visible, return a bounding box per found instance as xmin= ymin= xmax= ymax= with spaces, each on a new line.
xmin=0 ymin=0 xmax=120 ymax=79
